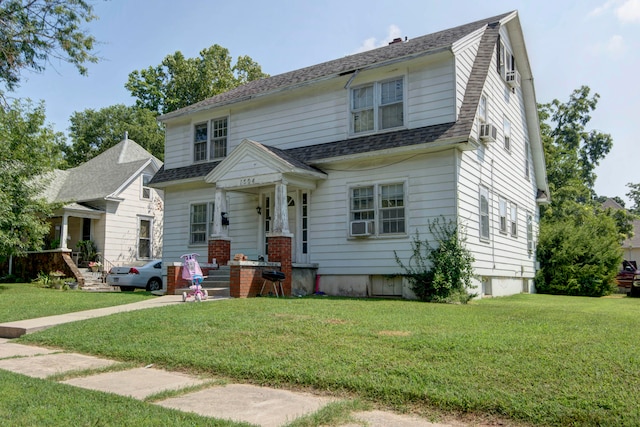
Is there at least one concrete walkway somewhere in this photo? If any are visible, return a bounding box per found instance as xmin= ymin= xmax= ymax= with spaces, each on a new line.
xmin=0 ymin=296 xmax=461 ymax=427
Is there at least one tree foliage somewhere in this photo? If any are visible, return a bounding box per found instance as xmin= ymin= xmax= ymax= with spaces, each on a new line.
xmin=535 ymin=211 xmax=621 ymax=297
xmin=64 ymin=104 xmax=165 ymax=167
xmin=0 ymin=99 xmax=64 ymax=257
xmin=395 ymin=218 xmax=476 ymax=303
xmin=125 ymin=44 xmax=269 ymax=115
xmin=0 ymin=0 xmax=97 ymax=93
xmin=536 ymin=86 xmax=625 ymax=297
xmin=539 ymin=85 xmax=613 ymax=219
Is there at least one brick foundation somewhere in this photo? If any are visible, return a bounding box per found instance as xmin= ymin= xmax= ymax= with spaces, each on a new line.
xmin=267 ymin=235 xmax=292 ymax=296
xmin=208 ymin=238 xmax=231 ymax=265
xmin=166 ymin=264 xmax=190 ymax=295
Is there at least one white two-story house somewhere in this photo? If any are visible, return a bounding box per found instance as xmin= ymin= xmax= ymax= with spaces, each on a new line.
xmin=150 ymin=11 xmax=548 ymax=298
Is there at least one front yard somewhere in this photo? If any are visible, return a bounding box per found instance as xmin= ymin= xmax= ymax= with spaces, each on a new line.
xmin=13 ymin=293 xmax=640 ymax=426
xmin=0 ymin=283 xmax=154 ymax=323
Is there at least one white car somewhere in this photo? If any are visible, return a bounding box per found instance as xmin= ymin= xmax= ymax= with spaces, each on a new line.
xmin=106 ymin=260 xmax=163 ymax=292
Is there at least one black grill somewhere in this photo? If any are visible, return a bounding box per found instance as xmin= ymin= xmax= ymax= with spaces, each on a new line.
xmin=262 ymin=270 xmax=285 ymax=282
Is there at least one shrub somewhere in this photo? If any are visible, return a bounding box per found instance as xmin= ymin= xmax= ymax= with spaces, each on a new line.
xmin=395 ymin=218 xmax=476 ymax=303
xmin=535 ymin=210 xmax=621 ymax=297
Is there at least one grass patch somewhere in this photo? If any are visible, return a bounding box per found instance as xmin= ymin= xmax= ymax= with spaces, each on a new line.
xmin=0 ymin=370 xmax=251 ymax=426
xmin=0 ymin=283 xmax=154 ymax=322
xmin=17 ymin=294 xmax=640 ymax=426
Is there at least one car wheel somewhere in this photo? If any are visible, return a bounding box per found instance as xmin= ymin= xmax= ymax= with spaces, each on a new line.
xmin=119 ymin=286 xmax=135 ymax=292
xmin=146 ymin=278 xmax=162 ymax=292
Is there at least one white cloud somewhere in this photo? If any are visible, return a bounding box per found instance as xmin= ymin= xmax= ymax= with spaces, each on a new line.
xmin=593 ymin=34 xmax=626 ymax=57
xmin=616 ymin=0 xmax=640 ymax=23
xmin=589 ymin=0 xmax=615 ymax=17
xmin=354 ymin=25 xmax=403 ymax=53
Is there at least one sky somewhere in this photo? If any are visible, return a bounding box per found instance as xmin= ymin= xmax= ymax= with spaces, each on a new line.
xmin=11 ymin=0 xmax=640 ymax=204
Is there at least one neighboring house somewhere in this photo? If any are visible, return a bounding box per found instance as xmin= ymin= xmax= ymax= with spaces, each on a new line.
xmin=602 ymin=198 xmax=640 ymax=263
xmin=150 ymin=11 xmax=548 ymax=298
xmin=44 ymin=137 xmax=164 ymax=269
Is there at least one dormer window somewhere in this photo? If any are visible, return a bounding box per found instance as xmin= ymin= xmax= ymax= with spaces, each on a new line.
xmin=351 ymin=77 xmax=404 ymax=134
xmin=193 ymin=117 xmax=228 ymax=163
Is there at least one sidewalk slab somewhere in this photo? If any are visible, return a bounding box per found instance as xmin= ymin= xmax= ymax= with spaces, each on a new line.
xmin=0 ymin=295 xmax=221 ymax=338
xmin=158 ymin=383 xmax=335 ymax=427
xmin=0 ymin=352 xmax=117 ymax=378
xmin=62 ymin=367 xmax=208 ymax=399
xmin=0 ymin=342 xmax=58 ymax=359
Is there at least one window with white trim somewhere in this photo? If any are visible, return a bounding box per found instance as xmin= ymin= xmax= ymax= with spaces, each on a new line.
xmin=349 ymin=182 xmax=405 ymax=236
xmin=526 ymin=211 xmax=534 ymax=254
xmin=503 ymin=116 xmax=511 ymax=152
xmin=498 ymin=39 xmax=516 ymax=81
xmin=138 ymin=218 xmax=151 ymax=259
xmin=141 ymin=174 xmax=151 ymax=200
xmin=193 ymin=117 xmax=228 ymax=162
xmin=190 ymin=202 xmax=215 ymax=244
xmin=478 ymin=94 xmax=488 ymax=123
xmin=479 ymin=186 xmax=490 ymax=241
xmin=351 ymin=78 xmax=404 ymax=134
xmin=524 ymin=140 xmax=531 ymax=179
xmin=510 ymin=203 xmax=518 ymax=237
xmin=499 ymin=197 xmax=507 ymax=234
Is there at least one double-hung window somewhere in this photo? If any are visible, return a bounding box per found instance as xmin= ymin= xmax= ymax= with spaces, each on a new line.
xmin=193 ymin=117 xmax=228 ymax=162
xmin=510 ymin=203 xmax=518 ymax=237
xmin=479 ymin=186 xmax=490 ymax=241
xmin=351 ymin=77 xmax=404 ymax=134
xmin=499 ymin=198 xmax=507 ymax=234
xmin=141 ymin=174 xmax=152 ymax=200
xmin=349 ymin=182 xmax=405 ymax=236
xmin=190 ymin=202 xmax=215 ymax=244
xmin=503 ymin=117 xmax=511 ymax=152
xmin=138 ymin=218 xmax=151 ymax=259
xmin=526 ymin=212 xmax=534 ymax=253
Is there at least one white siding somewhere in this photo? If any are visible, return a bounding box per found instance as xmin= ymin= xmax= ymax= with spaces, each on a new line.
xmin=457 ymin=26 xmax=539 ymax=295
xmin=102 ymin=169 xmax=164 ymax=266
xmin=163 ymin=54 xmax=457 ymax=169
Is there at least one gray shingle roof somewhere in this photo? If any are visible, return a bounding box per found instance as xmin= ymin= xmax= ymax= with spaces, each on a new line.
xmin=151 ymin=12 xmax=510 ymax=186
xmin=159 ymin=12 xmax=513 ymax=122
xmin=50 ymin=139 xmax=161 ymax=203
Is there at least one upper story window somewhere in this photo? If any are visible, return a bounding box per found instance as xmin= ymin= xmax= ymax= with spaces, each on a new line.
xmin=497 ymin=38 xmax=520 ymax=88
xmin=478 ymin=94 xmax=488 ymax=123
xmin=351 ymin=77 xmax=404 ymax=134
xmin=349 ymin=182 xmax=406 ymax=237
xmin=193 ymin=117 xmax=228 ymax=163
xmin=503 ymin=117 xmax=511 ymax=152
xmin=141 ymin=174 xmax=152 ymax=200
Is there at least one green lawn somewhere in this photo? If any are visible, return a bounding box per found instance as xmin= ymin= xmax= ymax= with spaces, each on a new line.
xmin=0 ymin=283 xmax=154 ymax=323
xmin=0 ymin=369 xmax=250 ymax=426
xmin=14 ymin=294 xmax=640 ymax=426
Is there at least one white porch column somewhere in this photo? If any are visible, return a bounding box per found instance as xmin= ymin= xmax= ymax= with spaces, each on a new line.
xmin=212 ymin=188 xmax=228 ymax=237
xmin=60 ymin=213 xmax=69 ymax=249
xmin=272 ymin=182 xmax=289 ymax=234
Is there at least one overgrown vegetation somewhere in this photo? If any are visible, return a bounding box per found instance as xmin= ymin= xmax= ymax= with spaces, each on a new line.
xmin=394 ymin=218 xmax=475 ymax=303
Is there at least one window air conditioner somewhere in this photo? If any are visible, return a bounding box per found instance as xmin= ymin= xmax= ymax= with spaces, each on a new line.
xmin=479 ymin=123 xmax=497 ymax=143
xmin=505 ymin=70 xmax=521 ymax=88
xmin=350 ymin=220 xmax=374 ymax=237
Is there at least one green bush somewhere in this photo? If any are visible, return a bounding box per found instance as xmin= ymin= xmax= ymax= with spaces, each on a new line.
xmin=395 ymin=218 xmax=476 ymax=303
xmin=535 ymin=210 xmax=621 ymax=297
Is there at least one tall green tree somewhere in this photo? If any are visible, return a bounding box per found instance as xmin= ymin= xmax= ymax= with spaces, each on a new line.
xmin=538 ymin=86 xmax=613 ymax=218
xmin=0 ymin=99 xmax=64 ymax=257
xmin=64 ymin=104 xmax=165 ymax=167
xmin=536 ymin=86 xmax=625 ymax=296
xmin=0 ymin=0 xmax=97 ymax=93
xmin=125 ymin=44 xmax=268 ymax=115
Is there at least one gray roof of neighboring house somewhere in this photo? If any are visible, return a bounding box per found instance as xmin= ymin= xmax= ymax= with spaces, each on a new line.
xmin=48 ymin=139 xmax=162 ymax=203
xmin=150 ymin=12 xmax=510 ymax=186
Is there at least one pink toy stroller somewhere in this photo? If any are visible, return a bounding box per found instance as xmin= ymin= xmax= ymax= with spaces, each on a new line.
xmin=181 ymin=253 xmax=208 ymax=302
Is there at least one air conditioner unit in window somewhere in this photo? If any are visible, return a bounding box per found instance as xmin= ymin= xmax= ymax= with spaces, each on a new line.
xmin=479 ymin=123 xmax=497 ymax=143
xmin=505 ymin=70 xmax=521 ymax=88
xmin=350 ymin=220 xmax=374 ymax=237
